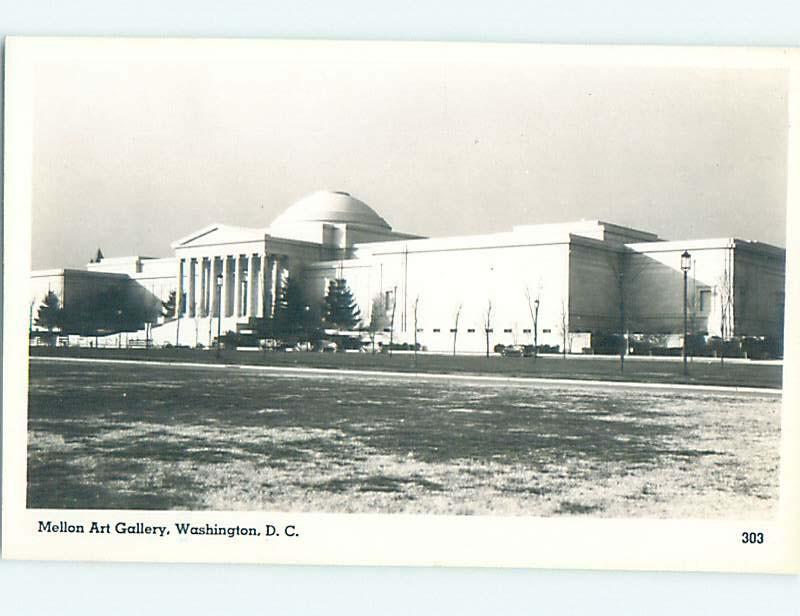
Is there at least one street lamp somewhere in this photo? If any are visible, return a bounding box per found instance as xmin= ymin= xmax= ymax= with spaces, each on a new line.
xmin=242 ymin=269 xmax=248 ymax=315
xmin=533 ymin=298 xmax=540 ymax=360
xmin=216 ymin=272 xmax=223 ymax=359
xmin=681 ymin=250 xmax=691 ymax=378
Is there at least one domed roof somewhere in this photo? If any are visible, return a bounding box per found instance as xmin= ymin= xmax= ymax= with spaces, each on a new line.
xmin=271 ymin=191 xmax=391 ymax=230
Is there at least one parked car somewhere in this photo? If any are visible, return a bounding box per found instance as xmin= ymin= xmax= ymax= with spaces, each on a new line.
xmin=502 ymin=345 xmax=524 ymax=357
xmin=321 ymin=341 xmax=338 ymax=353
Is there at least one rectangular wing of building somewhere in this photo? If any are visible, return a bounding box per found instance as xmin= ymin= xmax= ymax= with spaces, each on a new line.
xmin=29 ymin=192 xmax=786 ymax=356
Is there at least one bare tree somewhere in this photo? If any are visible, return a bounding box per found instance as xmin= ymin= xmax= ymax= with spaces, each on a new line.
xmin=412 ymin=295 xmax=420 ymax=364
xmin=606 ymin=249 xmax=647 ymax=374
xmin=368 ymin=292 xmax=390 ymax=354
xmin=483 ymin=299 xmax=493 ymax=358
xmin=558 ymin=298 xmax=568 ymax=358
xmin=688 ymin=280 xmax=700 ymax=363
xmin=175 ymin=293 xmax=181 ymax=346
xmin=452 ymin=302 xmax=462 ymax=357
xmin=194 ymin=300 xmax=200 ymax=348
xmin=717 ymin=253 xmax=734 ymax=366
xmin=524 ymin=283 xmax=542 ymax=359
xmin=388 ymin=285 xmax=398 ymax=357
xmin=609 ymin=252 xmax=628 ymax=373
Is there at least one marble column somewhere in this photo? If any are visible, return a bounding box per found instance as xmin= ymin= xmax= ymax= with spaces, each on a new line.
xmin=246 ymin=254 xmax=256 ymax=317
xmin=210 ymin=257 xmax=220 ymax=317
xmin=196 ymin=257 xmax=203 ymax=317
xmin=253 ymin=254 xmax=262 ymax=318
xmin=208 ymin=257 xmax=215 ymax=317
xmin=222 ymin=255 xmax=231 ymax=317
xmin=209 ymin=260 xmax=214 ymax=316
xmin=259 ymin=253 xmax=268 ymax=318
xmin=233 ymin=255 xmax=242 ymax=318
xmin=201 ymin=257 xmax=209 ymax=317
xmin=188 ymin=258 xmax=196 ymax=317
xmin=176 ymin=258 xmax=184 ymax=317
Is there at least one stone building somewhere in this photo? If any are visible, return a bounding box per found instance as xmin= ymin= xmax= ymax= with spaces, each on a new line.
xmin=30 ymin=190 xmax=786 ymax=354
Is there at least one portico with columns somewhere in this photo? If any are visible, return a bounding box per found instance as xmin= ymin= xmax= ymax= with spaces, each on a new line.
xmin=166 ymin=192 xmax=416 ymax=347
xmin=170 ymin=224 xmax=303 ymax=346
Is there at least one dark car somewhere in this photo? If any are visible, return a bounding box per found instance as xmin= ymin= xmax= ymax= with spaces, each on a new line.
xmin=501 ymin=345 xmax=524 ymax=357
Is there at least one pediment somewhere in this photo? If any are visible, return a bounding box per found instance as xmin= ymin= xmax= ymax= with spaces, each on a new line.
xmin=171 ymin=224 xmax=267 ymax=249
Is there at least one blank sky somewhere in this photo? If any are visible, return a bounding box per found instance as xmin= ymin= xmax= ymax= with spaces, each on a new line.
xmin=30 ymin=43 xmax=788 ymax=269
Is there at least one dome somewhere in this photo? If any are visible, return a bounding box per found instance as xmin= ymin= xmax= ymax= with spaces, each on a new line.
xmin=271 ymin=191 xmax=391 ymax=230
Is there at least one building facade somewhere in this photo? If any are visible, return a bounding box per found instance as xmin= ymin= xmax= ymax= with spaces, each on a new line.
xmin=30 ymin=191 xmax=786 ymax=354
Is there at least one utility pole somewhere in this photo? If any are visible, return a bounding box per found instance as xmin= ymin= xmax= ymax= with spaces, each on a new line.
xmin=681 ymin=250 xmax=691 ymax=378
xmin=216 ymin=273 xmax=223 ymax=359
xmin=533 ymin=298 xmax=539 ymax=360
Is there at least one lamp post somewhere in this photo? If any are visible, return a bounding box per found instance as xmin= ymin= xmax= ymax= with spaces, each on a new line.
xmin=533 ymin=298 xmax=540 ymax=360
xmin=681 ymin=250 xmax=692 ymax=378
xmin=242 ymin=269 xmax=248 ymax=317
xmin=216 ymin=272 xmax=223 ymax=359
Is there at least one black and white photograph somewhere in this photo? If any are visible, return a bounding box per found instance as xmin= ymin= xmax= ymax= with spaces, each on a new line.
xmin=3 ymin=38 xmax=798 ymax=571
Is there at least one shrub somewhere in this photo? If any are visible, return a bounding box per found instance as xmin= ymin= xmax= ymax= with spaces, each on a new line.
xmin=590 ymin=333 xmax=624 ymax=355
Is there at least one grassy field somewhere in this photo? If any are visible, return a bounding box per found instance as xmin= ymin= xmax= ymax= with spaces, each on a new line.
xmin=30 ymin=346 xmax=783 ymax=389
xmin=27 ymin=359 xmax=780 ymax=515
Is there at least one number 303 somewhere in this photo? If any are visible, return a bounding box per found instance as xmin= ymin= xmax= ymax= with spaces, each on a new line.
xmin=742 ymin=532 xmax=764 ymax=544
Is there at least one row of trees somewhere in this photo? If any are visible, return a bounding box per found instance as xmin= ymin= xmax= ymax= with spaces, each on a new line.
xmin=249 ymin=276 xmax=363 ymax=342
xmin=315 ymin=278 xmax=554 ymax=358
xmin=249 ymin=277 xmax=415 ymax=354
xmin=253 ymin=251 xmax=764 ymax=364
xmin=452 ymin=289 xmax=562 ymax=359
xmin=33 ymin=288 xmax=173 ymax=337
xmin=269 ymin=252 xmax=742 ymax=366
xmin=299 ymin=277 xmax=553 ymax=357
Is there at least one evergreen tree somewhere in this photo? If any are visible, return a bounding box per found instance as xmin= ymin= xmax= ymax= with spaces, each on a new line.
xmin=35 ymin=291 xmax=63 ymax=333
xmin=322 ymin=278 xmax=361 ymax=331
xmin=162 ymin=290 xmax=177 ymax=318
xmin=260 ymin=273 xmax=317 ymax=340
xmin=282 ymin=274 xmax=315 ymax=336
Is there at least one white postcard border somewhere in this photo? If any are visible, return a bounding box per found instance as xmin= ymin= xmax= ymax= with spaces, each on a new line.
xmin=3 ymin=38 xmax=799 ymax=573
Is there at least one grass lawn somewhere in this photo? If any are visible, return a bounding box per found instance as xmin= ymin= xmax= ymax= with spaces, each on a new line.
xmin=30 ymin=346 xmax=782 ymax=389
xmin=27 ymin=360 xmax=779 ymax=515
